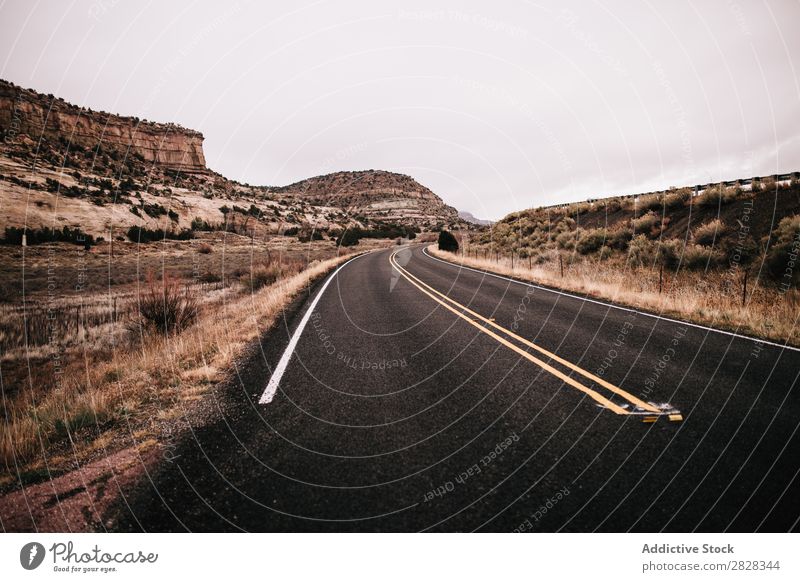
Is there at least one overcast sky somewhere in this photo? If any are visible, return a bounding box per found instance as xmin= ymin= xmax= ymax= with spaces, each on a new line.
xmin=2 ymin=0 xmax=799 ymax=219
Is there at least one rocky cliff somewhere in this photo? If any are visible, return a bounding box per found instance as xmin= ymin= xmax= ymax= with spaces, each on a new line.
xmin=272 ymin=170 xmax=461 ymax=227
xmin=0 ymin=79 xmax=468 ymax=231
xmin=0 ymin=79 xmax=207 ymax=174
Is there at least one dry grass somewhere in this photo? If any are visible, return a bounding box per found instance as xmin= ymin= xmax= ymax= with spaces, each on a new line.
xmin=0 ymin=250 xmax=363 ymax=478
xmin=429 ymin=245 xmax=799 ymax=346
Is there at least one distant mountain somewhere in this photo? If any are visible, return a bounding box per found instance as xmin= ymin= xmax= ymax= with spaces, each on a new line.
xmin=458 ymin=210 xmax=492 ymax=226
xmin=0 ymin=78 xmax=467 ymax=232
xmin=272 ymin=170 xmax=462 ymax=229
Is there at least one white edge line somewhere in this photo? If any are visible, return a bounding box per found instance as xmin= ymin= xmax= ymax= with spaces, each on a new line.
xmin=422 ymin=246 xmax=800 ymax=354
xmin=259 ymin=253 xmax=367 ymax=405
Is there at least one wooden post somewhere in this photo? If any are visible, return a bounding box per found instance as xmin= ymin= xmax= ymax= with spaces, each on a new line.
xmin=559 ymin=255 xmax=564 ymax=278
xmin=742 ymin=270 xmax=748 ymax=307
xmin=528 ymin=256 xmax=532 ymax=270
xmin=510 ymin=251 xmax=514 ymax=270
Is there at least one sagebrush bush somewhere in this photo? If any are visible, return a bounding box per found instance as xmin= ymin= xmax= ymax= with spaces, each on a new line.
xmin=664 ymin=188 xmax=691 ymax=209
xmin=696 ymin=184 xmax=739 ymax=207
xmin=656 ymin=239 xmax=684 ymax=268
xmin=627 ymin=234 xmax=654 ymax=267
xmin=766 ymin=215 xmax=800 ymax=285
xmin=576 ymin=228 xmax=607 ymax=254
xmin=638 ymin=194 xmax=665 ymax=212
xmin=137 ymin=273 xmax=198 ymax=335
xmin=197 ymin=242 xmax=213 ymax=254
xmin=555 ymin=230 xmax=576 ymax=250
xmin=694 ymin=219 xmax=725 ymax=246
xmin=609 ymin=227 xmax=633 ymax=250
xmin=683 ymin=244 xmax=722 ymax=270
xmin=244 ymin=264 xmax=283 ymax=291
xmin=632 ymin=211 xmax=661 ymax=235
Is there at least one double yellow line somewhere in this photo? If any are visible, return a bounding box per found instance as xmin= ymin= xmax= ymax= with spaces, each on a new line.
xmin=390 ymin=249 xmax=667 ymax=417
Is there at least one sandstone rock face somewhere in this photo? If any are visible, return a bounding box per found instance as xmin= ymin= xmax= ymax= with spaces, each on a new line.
xmin=0 ymin=79 xmax=207 ymax=174
xmin=274 ymin=170 xmax=461 ymax=227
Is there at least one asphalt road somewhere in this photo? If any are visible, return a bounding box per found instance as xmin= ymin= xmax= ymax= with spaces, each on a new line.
xmin=116 ymin=245 xmax=800 ymax=532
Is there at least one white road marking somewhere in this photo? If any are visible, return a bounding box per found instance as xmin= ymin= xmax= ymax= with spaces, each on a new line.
xmin=422 ymin=246 xmax=800 ymax=353
xmin=259 ymin=253 xmax=366 ymax=405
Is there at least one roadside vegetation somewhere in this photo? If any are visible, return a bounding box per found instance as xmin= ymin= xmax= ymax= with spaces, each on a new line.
xmin=432 ymin=180 xmax=800 ymax=345
xmin=0 ymin=236 xmax=376 ymax=489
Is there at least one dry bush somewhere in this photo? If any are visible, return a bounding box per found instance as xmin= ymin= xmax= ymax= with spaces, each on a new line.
xmin=694 ymin=219 xmax=726 ymax=246
xmin=576 ymin=228 xmax=608 ymax=255
xmin=136 ymin=273 xmax=198 ymax=336
xmin=638 ymin=193 xmax=665 ymax=212
xmin=197 ymin=242 xmax=213 ymax=254
xmin=244 ymin=264 xmax=283 ymax=291
xmin=697 ymin=184 xmax=739 ymax=207
xmin=631 ymin=211 xmax=661 ymax=235
xmin=665 ymin=187 xmax=691 ymax=209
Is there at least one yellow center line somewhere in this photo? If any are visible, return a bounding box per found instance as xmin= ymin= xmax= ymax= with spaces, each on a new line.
xmin=391 ymin=250 xmax=660 ymax=413
xmin=389 ymin=251 xmax=629 ymax=415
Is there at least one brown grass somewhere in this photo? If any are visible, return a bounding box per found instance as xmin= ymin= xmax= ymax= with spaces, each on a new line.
xmin=0 ymin=250 xmax=363 ymax=478
xmin=429 ymin=245 xmax=799 ymax=346
xmin=135 ymin=272 xmax=198 ymax=335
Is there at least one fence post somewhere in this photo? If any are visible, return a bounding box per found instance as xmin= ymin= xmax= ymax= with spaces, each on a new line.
xmin=559 ymin=255 xmax=564 ymax=278
xmin=742 ymin=270 xmax=748 ymax=307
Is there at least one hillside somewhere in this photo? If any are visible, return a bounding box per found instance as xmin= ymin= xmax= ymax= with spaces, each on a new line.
xmin=272 ymin=169 xmax=460 ymax=227
xmin=477 ymin=179 xmax=800 ymax=284
xmin=0 ymin=79 xmax=465 ymax=239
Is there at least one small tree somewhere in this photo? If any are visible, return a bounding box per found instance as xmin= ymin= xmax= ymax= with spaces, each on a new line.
xmin=438 ymin=230 xmax=459 ymax=252
xmin=337 ymin=228 xmax=361 ymax=247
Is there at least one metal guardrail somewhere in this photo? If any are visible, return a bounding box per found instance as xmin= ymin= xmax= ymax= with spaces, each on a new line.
xmin=537 ymin=172 xmax=800 ymax=211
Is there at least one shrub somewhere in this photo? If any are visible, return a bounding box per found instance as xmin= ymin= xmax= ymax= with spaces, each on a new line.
xmin=609 ymin=227 xmax=633 ymax=250
xmin=664 ymin=188 xmax=691 ymax=209
xmin=338 ymin=228 xmax=361 ymax=247
xmin=627 ymin=234 xmax=655 ymax=267
xmin=631 ymin=211 xmax=660 ymax=234
xmin=696 ymin=184 xmax=739 ymax=207
xmin=197 ymin=243 xmax=213 ymax=254
xmin=638 ymin=194 xmax=664 ymax=212
xmin=598 ymin=246 xmax=613 ymax=261
xmin=694 ymin=219 xmax=725 ymax=246
xmin=136 ymin=273 xmax=198 ymax=335
xmin=683 ymin=245 xmax=721 ymax=270
xmin=438 ymin=230 xmax=459 ymax=252
xmin=244 ymin=264 xmax=283 ymax=291
xmin=655 ymin=239 xmax=684 ymax=268
xmin=127 ymin=225 xmax=193 ymax=243
xmin=576 ymin=229 xmax=607 ymax=254
xmin=142 ymin=202 xmax=168 ymax=218
xmin=198 ymin=272 xmax=221 ymax=284
xmin=555 ymin=230 xmax=576 ymax=250
xmin=766 ymin=215 xmax=800 ymax=285
xmin=2 ymin=225 xmax=94 ymax=246
xmin=191 ymin=217 xmax=217 ymax=231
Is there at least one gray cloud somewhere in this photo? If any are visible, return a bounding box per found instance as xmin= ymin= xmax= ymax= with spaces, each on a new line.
xmin=1 ymin=0 xmax=798 ymax=220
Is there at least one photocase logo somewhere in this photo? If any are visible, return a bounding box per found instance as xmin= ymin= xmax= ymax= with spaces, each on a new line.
xmin=20 ymin=542 xmax=46 ymax=570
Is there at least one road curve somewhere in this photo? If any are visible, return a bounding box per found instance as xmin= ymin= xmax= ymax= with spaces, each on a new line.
xmin=116 ymin=245 xmax=800 ymax=532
